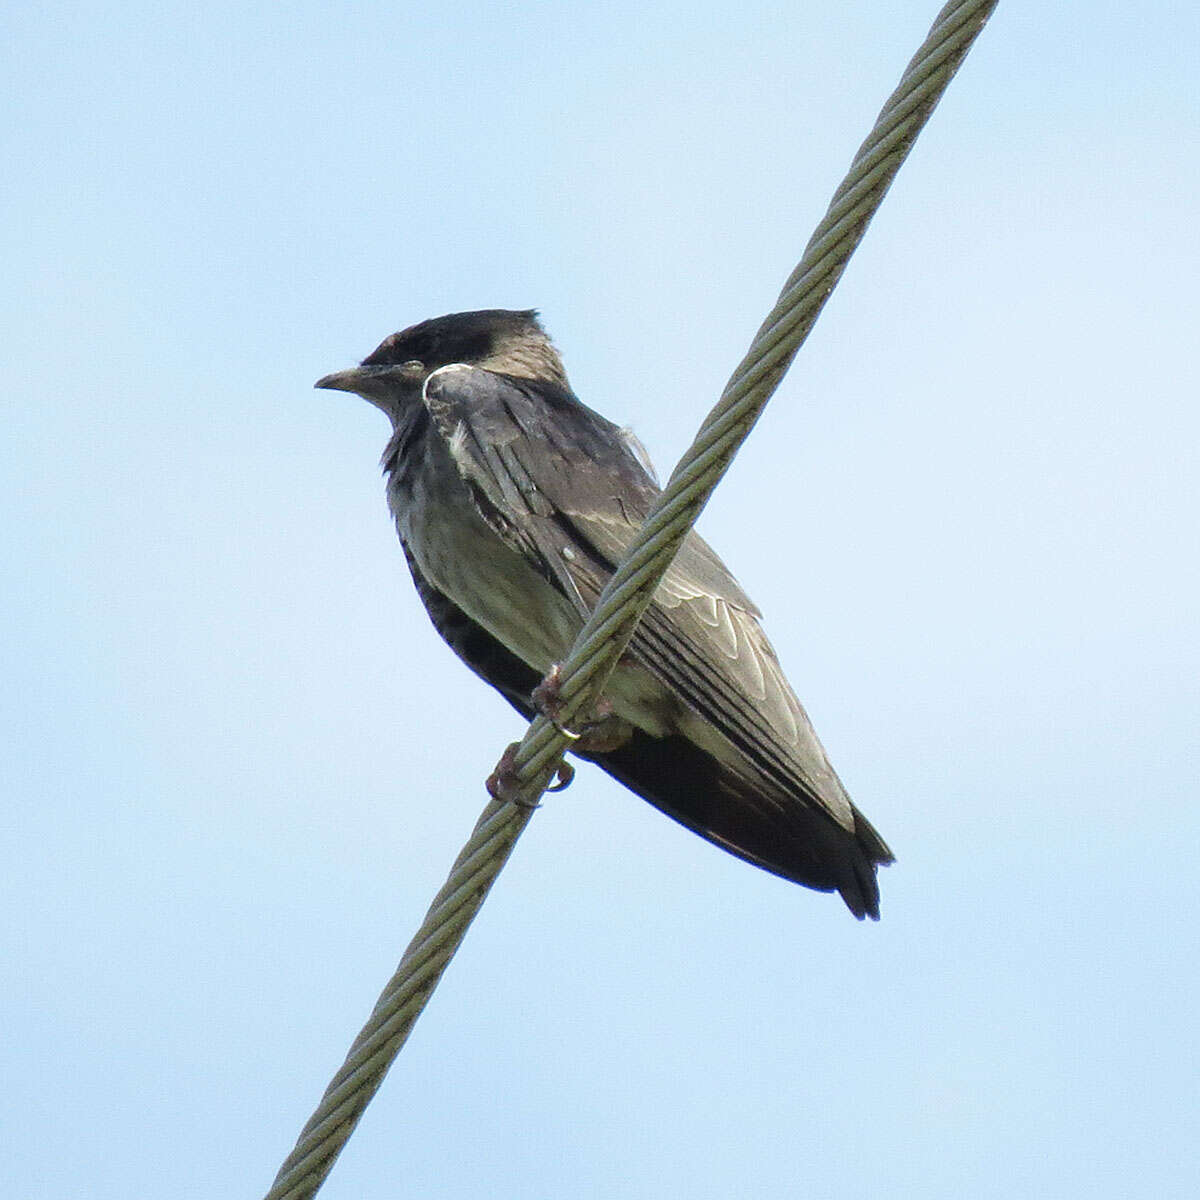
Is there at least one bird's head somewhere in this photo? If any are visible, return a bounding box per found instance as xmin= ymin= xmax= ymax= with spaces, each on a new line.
xmin=315 ymin=309 xmax=569 ymax=423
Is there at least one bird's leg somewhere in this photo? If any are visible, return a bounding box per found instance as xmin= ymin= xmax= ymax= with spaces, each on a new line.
xmin=486 ymin=742 xmax=574 ymax=807
xmin=531 ymin=663 xmax=633 ymax=755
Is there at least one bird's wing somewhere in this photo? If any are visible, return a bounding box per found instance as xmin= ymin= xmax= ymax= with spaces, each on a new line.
xmin=421 ymin=364 xmax=855 ymax=828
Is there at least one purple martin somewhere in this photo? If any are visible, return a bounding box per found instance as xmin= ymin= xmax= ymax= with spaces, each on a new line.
xmin=316 ymin=309 xmax=893 ymax=918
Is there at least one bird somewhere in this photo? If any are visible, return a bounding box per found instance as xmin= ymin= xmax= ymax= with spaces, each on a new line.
xmin=316 ymin=309 xmax=893 ymax=918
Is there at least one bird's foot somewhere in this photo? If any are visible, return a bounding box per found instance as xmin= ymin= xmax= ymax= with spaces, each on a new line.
xmin=486 ymin=743 xmax=534 ymax=807
xmin=530 ymin=663 xmax=580 ymax=729
xmin=531 ymin=664 xmax=632 ymax=754
xmin=485 ymin=742 xmax=575 ymax=808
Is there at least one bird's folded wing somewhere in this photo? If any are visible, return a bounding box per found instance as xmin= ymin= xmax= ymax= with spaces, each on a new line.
xmin=422 ymin=364 xmax=854 ymax=828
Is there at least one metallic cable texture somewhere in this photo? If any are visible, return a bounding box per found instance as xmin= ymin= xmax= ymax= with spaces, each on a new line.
xmin=263 ymin=2 xmax=997 ymax=1195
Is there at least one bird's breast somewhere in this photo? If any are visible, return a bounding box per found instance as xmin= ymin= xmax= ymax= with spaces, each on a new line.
xmin=388 ymin=435 xmax=581 ymax=676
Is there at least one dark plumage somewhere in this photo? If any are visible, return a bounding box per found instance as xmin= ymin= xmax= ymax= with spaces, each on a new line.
xmin=317 ymin=309 xmax=893 ymax=918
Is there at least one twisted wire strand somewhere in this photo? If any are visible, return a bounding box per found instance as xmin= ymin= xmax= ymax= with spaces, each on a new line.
xmin=264 ymin=3 xmax=997 ymax=1195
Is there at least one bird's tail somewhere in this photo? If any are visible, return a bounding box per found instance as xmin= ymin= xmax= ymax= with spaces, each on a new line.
xmin=584 ymin=731 xmax=892 ymax=919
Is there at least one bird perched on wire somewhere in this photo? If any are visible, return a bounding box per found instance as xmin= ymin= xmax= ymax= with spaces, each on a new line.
xmin=316 ymin=309 xmax=892 ymax=918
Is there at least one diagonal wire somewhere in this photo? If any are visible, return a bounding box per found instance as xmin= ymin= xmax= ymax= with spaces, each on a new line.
xmin=263 ymin=2 xmax=998 ymax=1195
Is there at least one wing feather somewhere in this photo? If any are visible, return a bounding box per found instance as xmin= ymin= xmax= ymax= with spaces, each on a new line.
xmin=421 ymin=364 xmax=858 ymax=831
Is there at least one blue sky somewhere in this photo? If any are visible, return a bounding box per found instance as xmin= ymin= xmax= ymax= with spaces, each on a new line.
xmin=3 ymin=4 xmax=1198 ymax=1197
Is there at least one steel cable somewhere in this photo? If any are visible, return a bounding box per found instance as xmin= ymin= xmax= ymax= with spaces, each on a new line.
xmin=264 ymin=3 xmax=997 ymax=1194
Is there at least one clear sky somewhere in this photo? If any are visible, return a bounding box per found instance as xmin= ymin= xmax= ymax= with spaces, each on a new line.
xmin=3 ymin=4 xmax=1198 ymax=1197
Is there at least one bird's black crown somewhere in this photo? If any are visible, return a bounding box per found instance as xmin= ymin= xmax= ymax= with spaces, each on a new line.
xmin=362 ymin=309 xmax=545 ymax=371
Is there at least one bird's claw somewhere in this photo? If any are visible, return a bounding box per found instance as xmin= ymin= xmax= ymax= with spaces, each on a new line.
xmin=485 ymin=743 xmax=575 ymax=807
xmin=532 ymin=663 xmax=622 ymax=749
xmin=546 ymin=760 xmax=575 ymax=792
xmin=531 ymin=664 xmax=578 ymax=734
xmin=486 ymin=743 xmax=538 ymax=808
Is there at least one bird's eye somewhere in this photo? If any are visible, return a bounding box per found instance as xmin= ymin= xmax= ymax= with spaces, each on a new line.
xmin=403 ymin=359 xmax=424 ymax=371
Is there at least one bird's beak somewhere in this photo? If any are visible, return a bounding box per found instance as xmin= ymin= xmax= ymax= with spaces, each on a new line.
xmin=314 ymin=367 xmax=370 ymax=394
xmin=315 ymin=362 xmax=413 ymax=423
